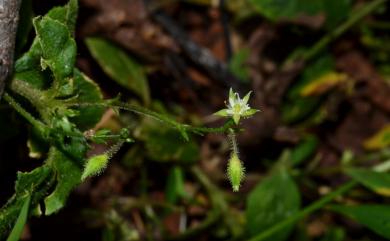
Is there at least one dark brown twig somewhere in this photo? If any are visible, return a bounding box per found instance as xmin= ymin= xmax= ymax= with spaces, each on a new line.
xmin=0 ymin=0 xmax=21 ymax=99
xmin=149 ymin=8 xmax=244 ymax=93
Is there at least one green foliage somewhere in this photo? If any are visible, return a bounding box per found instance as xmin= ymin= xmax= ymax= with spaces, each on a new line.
xmin=291 ymin=135 xmax=318 ymax=166
xmin=330 ymin=205 xmax=390 ymax=239
xmin=165 ymin=166 xmax=186 ymax=204
xmin=229 ymin=48 xmax=250 ymax=82
xmin=141 ymin=119 xmax=199 ymax=163
xmin=346 ymin=168 xmax=390 ymax=196
xmin=6 ymin=195 xmax=31 ymax=241
xmin=85 ymin=37 xmax=150 ymax=105
xmin=282 ymin=55 xmax=334 ymax=124
xmin=0 ymin=166 xmax=52 ymax=238
xmin=246 ymin=168 xmax=301 ymax=240
xmin=44 ymin=148 xmax=82 ymax=215
xmin=249 ymin=0 xmax=351 ymax=28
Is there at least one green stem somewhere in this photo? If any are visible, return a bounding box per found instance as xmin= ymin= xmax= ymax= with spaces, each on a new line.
xmin=301 ymin=0 xmax=386 ymax=62
xmin=76 ymin=101 xmax=235 ymax=136
xmin=3 ymin=92 xmax=48 ymax=134
xmin=248 ymin=181 xmax=358 ymax=241
xmin=9 ymin=79 xmax=48 ymax=110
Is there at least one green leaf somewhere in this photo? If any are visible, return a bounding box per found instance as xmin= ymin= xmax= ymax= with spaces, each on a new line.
xmin=363 ymin=124 xmax=390 ymax=150
xmin=46 ymin=0 xmax=78 ymax=34
xmin=291 ymin=135 xmax=318 ymax=166
xmin=6 ymin=195 xmax=31 ymax=241
xmin=282 ymin=55 xmax=334 ymax=124
xmin=85 ymin=37 xmax=150 ymax=104
xmin=246 ymin=168 xmax=301 ymax=241
xmin=330 ymin=205 xmax=390 ymax=239
xmin=141 ymin=119 xmax=199 ymax=163
xmin=34 ymin=16 xmax=76 ymax=83
xmin=70 ymin=69 xmax=104 ymax=130
xmin=165 ymin=166 xmax=186 ymax=204
xmin=249 ymin=0 xmax=350 ymax=28
xmin=229 ymin=48 xmax=250 ymax=82
xmin=44 ymin=148 xmax=82 ymax=215
xmin=0 ymin=166 xmax=52 ymax=239
xmin=320 ymin=227 xmax=345 ymax=241
xmin=15 ymin=0 xmax=34 ymax=55
xmin=346 ymin=168 xmax=390 ymax=196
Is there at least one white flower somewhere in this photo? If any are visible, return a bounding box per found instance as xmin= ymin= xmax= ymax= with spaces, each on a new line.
xmin=214 ymin=88 xmax=259 ymax=124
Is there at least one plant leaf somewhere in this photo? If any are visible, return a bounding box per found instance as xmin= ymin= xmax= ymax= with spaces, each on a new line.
xmin=246 ymin=168 xmax=301 ymax=241
xmin=34 ymin=16 xmax=76 ymax=83
xmin=0 ymin=166 xmax=52 ymax=239
xmin=346 ymin=168 xmax=390 ymax=196
xmin=330 ymin=205 xmax=390 ymax=239
xmin=44 ymin=148 xmax=82 ymax=215
xmin=6 ymin=195 xmax=31 ymax=241
xmin=85 ymin=37 xmax=150 ymax=105
xmin=69 ymin=69 xmax=104 ymax=130
xmin=363 ymin=124 xmax=390 ymax=150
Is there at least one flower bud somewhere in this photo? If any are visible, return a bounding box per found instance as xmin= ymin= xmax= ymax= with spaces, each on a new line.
xmin=81 ymin=153 xmax=109 ymax=181
xmin=227 ymin=153 xmax=245 ymax=192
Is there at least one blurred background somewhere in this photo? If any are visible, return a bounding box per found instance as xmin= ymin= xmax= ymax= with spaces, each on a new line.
xmin=1 ymin=0 xmax=390 ymax=240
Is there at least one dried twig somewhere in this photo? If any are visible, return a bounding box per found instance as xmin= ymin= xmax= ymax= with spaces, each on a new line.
xmin=0 ymin=0 xmax=21 ymax=99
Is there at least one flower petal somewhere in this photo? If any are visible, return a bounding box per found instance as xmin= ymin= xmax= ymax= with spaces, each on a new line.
xmin=242 ymin=91 xmax=252 ymax=105
xmin=233 ymin=114 xmax=240 ymax=124
xmin=243 ymin=108 xmax=259 ymax=117
xmin=214 ymin=109 xmax=229 ymax=117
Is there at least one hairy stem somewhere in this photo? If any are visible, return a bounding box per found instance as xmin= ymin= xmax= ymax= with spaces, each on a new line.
xmin=76 ymin=101 xmax=235 ymax=136
xmin=3 ymin=91 xmax=48 ymax=134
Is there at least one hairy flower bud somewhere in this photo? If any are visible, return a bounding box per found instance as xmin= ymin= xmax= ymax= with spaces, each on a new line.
xmin=227 ymin=153 xmax=245 ymax=192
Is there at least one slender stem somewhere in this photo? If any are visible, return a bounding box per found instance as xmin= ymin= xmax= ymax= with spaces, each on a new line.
xmin=75 ymin=101 xmax=235 ymax=135
xmin=3 ymin=92 xmax=48 ymax=134
xmin=248 ymin=181 xmax=358 ymax=241
xmin=301 ymin=0 xmax=386 ymax=62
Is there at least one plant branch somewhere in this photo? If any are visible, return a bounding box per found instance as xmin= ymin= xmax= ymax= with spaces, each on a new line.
xmin=75 ymin=101 xmax=236 ymax=137
xmin=3 ymin=91 xmax=48 ymax=134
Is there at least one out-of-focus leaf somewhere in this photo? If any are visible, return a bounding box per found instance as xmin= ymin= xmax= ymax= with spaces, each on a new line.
xmin=364 ymin=124 xmax=390 ymax=150
xmin=85 ymin=37 xmax=150 ymax=105
xmin=300 ymin=72 xmax=348 ymax=97
xmin=346 ymin=168 xmax=390 ymax=196
xmin=229 ymin=48 xmax=250 ymax=82
xmin=282 ymin=55 xmax=334 ymax=124
xmin=291 ymin=135 xmax=318 ymax=165
xmin=44 ymin=148 xmax=82 ymax=215
xmin=249 ymin=0 xmax=350 ymax=28
xmin=165 ymin=166 xmax=185 ymax=204
xmin=323 ymin=0 xmax=351 ymax=29
xmin=330 ymin=205 xmax=390 ymax=239
xmin=246 ymin=168 xmax=301 ymax=241
xmin=140 ymin=119 xmax=199 ymax=163
xmin=6 ymin=195 xmax=31 ymax=241
xmin=320 ymin=227 xmax=345 ymax=241
xmin=15 ymin=0 xmax=33 ymax=55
